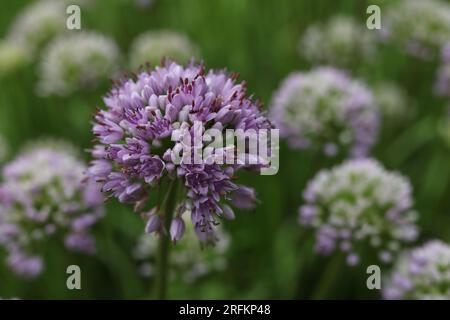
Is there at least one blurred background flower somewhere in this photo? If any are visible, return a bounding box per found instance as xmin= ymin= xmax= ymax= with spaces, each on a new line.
xmin=129 ymin=30 xmax=199 ymax=68
xmin=383 ymin=0 xmax=450 ymax=60
xmin=37 ymin=32 xmax=120 ymax=96
xmin=0 ymin=140 xmax=104 ymax=278
xmin=6 ymin=0 xmax=67 ymax=55
xmin=299 ymin=159 xmax=418 ymax=266
xmin=383 ymin=240 xmax=450 ymax=300
xmin=299 ymin=15 xmax=376 ymax=68
xmin=269 ymin=67 xmax=378 ymax=157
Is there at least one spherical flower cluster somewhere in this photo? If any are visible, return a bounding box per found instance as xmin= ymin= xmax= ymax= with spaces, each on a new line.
xmin=6 ymin=0 xmax=67 ymax=54
xmin=0 ymin=40 xmax=29 ymax=77
xmin=129 ymin=30 xmax=199 ymax=68
xmin=134 ymin=215 xmax=229 ymax=283
xmin=0 ymin=141 xmax=104 ymax=278
xmin=89 ymin=61 xmax=268 ymax=243
xmin=435 ymin=43 xmax=450 ymax=97
xmin=372 ymin=82 xmax=408 ymax=118
xmin=269 ymin=67 xmax=379 ymax=157
xmin=383 ymin=241 xmax=450 ymax=299
xmin=299 ymin=159 xmax=418 ymax=266
xmin=383 ymin=0 xmax=450 ymax=59
xmin=299 ymin=16 xmax=376 ymax=68
xmin=38 ymin=32 xmax=120 ymax=96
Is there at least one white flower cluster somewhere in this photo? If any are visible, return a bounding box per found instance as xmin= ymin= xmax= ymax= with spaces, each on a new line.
xmin=384 ymin=240 xmax=450 ymax=299
xmin=0 ymin=141 xmax=104 ymax=278
xmin=299 ymin=159 xmax=418 ymax=265
xmin=6 ymin=0 xmax=67 ymax=53
xmin=384 ymin=0 xmax=450 ymax=59
xmin=129 ymin=30 xmax=199 ymax=68
xmin=133 ymin=216 xmax=229 ymax=283
xmin=269 ymin=67 xmax=378 ymax=157
xmin=299 ymin=15 xmax=376 ymax=67
xmin=38 ymin=32 xmax=120 ymax=96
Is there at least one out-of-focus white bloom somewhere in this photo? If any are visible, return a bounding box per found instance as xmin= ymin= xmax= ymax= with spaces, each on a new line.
xmin=37 ymin=32 xmax=120 ymax=96
xmin=269 ymin=67 xmax=379 ymax=157
xmin=299 ymin=159 xmax=419 ymax=266
xmin=383 ymin=240 xmax=450 ymax=299
xmin=384 ymin=0 xmax=450 ymax=59
xmin=0 ymin=140 xmax=104 ymax=278
xmin=299 ymin=16 xmax=376 ymax=68
xmin=372 ymin=82 xmax=408 ymax=118
xmin=0 ymin=40 xmax=30 ymax=77
xmin=129 ymin=30 xmax=199 ymax=68
xmin=7 ymin=0 xmax=67 ymax=54
xmin=133 ymin=215 xmax=229 ymax=283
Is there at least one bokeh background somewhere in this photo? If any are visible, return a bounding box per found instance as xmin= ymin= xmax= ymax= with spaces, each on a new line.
xmin=1 ymin=0 xmax=450 ymax=299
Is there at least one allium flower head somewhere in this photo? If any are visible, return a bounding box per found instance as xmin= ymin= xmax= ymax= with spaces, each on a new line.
xmin=0 ymin=141 xmax=104 ymax=278
xmin=299 ymin=16 xmax=376 ymax=68
xmin=38 ymin=32 xmax=120 ymax=96
xmin=129 ymin=30 xmax=199 ymax=68
xmin=384 ymin=0 xmax=450 ymax=59
xmin=7 ymin=0 xmax=66 ymax=53
xmin=373 ymin=82 xmax=408 ymax=118
xmin=89 ymin=61 xmax=270 ymax=243
xmin=134 ymin=215 xmax=229 ymax=283
xmin=383 ymin=241 xmax=450 ymax=300
xmin=269 ymin=67 xmax=379 ymax=157
xmin=299 ymin=159 xmax=418 ymax=265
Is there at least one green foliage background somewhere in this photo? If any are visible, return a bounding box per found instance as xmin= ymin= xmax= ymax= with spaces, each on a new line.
xmin=1 ymin=0 xmax=450 ymax=299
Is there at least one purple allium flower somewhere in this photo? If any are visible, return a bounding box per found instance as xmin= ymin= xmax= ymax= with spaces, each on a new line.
xmin=299 ymin=15 xmax=376 ymax=68
xmin=133 ymin=215 xmax=230 ymax=283
xmin=0 ymin=141 xmax=104 ymax=278
xmin=89 ymin=61 xmax=271 ymax=242
xmin=383 ymin=0 xmax=450 ymax=60
xmin=383 ymin=241 xmax=450 ymax=300
xmin=299 ymin=159 xmax=418 ymax=266
xmin=269 ymin=67 xmax=379 ymax=157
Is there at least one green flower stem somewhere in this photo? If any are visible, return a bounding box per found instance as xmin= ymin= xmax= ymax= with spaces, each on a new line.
xmin=155 ymin=179 xmax=178 ymax=300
